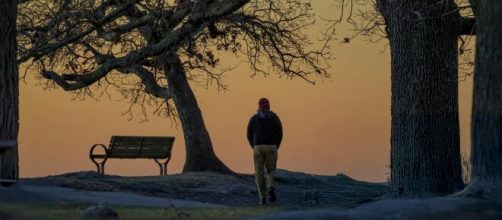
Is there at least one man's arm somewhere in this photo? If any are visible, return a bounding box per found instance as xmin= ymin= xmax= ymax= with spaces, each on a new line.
xmin=247 ymin=116 xmax=255 ymax=148
xmin=275 ymin=115 xmax=283 ymax=149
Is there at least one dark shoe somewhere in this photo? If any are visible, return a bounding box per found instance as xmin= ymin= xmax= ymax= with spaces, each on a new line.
xmin=259 ymin=198 xmax=267 ymax=205
xmin=268 ymin=187 xmax=277 ymax=203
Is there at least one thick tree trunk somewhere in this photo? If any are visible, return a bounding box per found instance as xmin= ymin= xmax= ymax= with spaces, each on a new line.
xmin=378 ymin=0 xmax=463 ymax=197
xmin=163 ymin=55 xmax=233 ymax=175
xmin=0 ymin=0 xmax=19 ymax=184
xmin=461 ymin=0 xmax=502 ymax=198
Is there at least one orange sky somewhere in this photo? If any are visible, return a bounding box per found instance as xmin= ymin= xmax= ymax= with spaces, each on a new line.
xmin=17 ymin=2 xmax=474 ymax=182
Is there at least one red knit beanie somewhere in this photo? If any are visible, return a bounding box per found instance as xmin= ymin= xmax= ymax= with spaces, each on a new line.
xmin=258 ymin=98 xmax=270 ymax=110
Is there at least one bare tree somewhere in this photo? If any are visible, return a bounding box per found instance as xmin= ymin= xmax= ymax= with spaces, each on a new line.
xmin=460 ymin=0 xmax=502 ymax=199
xmin=327 ymin=0 xmax=476 ymax=197
xmin=0 ymin=0 xmax=19 ymax=186
xmin=17 ymin=0 xmax=329 ymax=174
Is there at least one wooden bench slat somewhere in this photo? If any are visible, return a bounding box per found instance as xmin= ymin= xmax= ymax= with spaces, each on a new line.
xmin=112 ymin=143 xmax=143 ymax=148
xmin=136 ymin=154 xmax=169 ymax=158
xmin=108 ymin=154 xmax=169 ymax=159
xmin=143 ymin=144 xmax=172 ymax=147
xmin=138 ymin=149 xmax=170 ymax=155
xmin=113 ymin=140 xmax=143 ymax=144
xmin=111 ymin=147 xmax=143 ymax=151
xmin=108 ymin=154 xmax=148 ymax=159
xmin=140 ymin=148 xmax=171 ymax=152
xmin=142 ymin=138 xmax=175 ymax=142
xmin=108 ymin=152 xmax=141 ymax=156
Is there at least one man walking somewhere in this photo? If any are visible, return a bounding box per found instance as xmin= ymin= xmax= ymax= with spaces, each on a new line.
xmin=247 ymin=98 xmax=283 ymax=205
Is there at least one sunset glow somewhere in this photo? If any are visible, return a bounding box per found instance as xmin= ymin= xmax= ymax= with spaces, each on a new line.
xmin=17 ymin=1 xmax=474 ymax=182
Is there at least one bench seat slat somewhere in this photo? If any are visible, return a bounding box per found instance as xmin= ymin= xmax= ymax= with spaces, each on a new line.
xmin=110 ymin=149 xmax=145 ymax=156
xmin=111 ymin=147 xmax=143 ymax=151
xmin=107 ymin=154 xmax=169 ymax=159
xmin=137 ymin=152 xmax=170 ymax=158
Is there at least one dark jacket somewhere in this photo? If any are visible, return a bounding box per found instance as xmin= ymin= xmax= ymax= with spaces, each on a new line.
xmin=247 ymin=110 xmax=283 ymax=148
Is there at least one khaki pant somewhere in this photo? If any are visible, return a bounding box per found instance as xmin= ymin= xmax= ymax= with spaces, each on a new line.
xmin=253 ymin=144 xmax=278 ymax=200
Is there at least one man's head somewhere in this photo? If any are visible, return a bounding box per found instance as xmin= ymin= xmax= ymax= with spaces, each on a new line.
xmin=258 ymin=98 xmax=270 ymax=110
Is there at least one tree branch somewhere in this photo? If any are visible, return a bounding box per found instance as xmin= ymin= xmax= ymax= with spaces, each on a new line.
xmin=99 ymin=14 xmax=155 ymax=42
xmin=41 ymin=71 xmax=94 ymax=91
xmin=129 ymin=66 xmax=172 ymax=99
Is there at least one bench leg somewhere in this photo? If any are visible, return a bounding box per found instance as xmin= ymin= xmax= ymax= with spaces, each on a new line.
xmin=99 ymin=163 xmax=106 ymax=175
xmin=158 ymin=163 xmax=167 ymax=176
xmin=154 ymin=158 xmax=170 ymax=176
xmin=92 ymin=160 xmax=106 ymax=175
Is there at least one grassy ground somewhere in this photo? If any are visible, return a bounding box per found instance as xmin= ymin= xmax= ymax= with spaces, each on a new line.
xmin=2 ymin=171 xmax=501 ymax=219
xmin=23 ymin=170 xmax=388 ymax=208
xmin=0 ymin=203 xmax=284 ymax=220
xmin=0 ymin=170 xmax=386 ymax=219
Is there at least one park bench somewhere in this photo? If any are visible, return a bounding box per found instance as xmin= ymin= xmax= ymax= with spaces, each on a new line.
xmin=0 ymin=140 xmax=18 ymax=186
xmin=90 ymin=136 xmax=175 ymax=176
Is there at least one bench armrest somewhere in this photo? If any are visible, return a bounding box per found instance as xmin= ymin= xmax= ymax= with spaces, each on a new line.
xmin=90 ymin=144 xmax=109 ymax=159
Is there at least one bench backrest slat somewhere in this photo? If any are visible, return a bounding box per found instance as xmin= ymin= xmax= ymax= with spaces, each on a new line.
xmin=108 ymin=136 xmax=174 ymax=159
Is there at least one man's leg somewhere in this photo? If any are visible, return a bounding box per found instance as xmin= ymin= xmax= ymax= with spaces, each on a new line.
xmin=254 ymin=145 xmax=267 ymax=204
xmin=264 ymin=145 xmax=278 ymax=202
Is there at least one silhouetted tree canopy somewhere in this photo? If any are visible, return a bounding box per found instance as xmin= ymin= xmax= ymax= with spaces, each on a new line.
xmin=17 ymin=0 xmax=329 ymax=118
